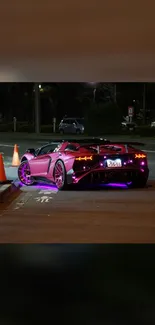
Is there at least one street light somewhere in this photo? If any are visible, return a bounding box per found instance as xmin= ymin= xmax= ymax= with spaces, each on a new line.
xmin=34 ymin=83 xmax=40 ymax=134
xmin=87 ymin=82 xmax=98 ymax=103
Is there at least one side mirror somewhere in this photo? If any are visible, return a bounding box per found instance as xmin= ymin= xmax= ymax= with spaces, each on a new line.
xmin=26 ymin=148 xmax=36 ymax=155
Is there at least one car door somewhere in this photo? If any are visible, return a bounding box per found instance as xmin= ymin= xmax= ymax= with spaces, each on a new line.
xmin=62 ymin=119 xmax=70 ymax=133
xmin=66 ymin=119 xmax=76 ymax=133
xmin=29 ymin=144 xmax=56 ymax=176
xmin=70 ymin=119 xmax=77 ymax=133
xmin=29 ymin=154 xmax=52 ymax=176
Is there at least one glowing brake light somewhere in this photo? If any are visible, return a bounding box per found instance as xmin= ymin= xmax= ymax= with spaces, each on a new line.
xmin=135 ymin=153 xmax=146 ymax=159
xmin=75 ymin=155 xmax=93 ymax=161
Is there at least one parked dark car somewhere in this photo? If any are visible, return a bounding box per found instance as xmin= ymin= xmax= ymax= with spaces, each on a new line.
xmin=59 ymin=117 xmax=85 ymax=134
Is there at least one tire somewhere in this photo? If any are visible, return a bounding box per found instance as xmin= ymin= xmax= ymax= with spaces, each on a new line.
xmin=60 ymin=129 xmax=64 ymax=134
xmin=76 ymin=129 xmax=81 ymax=134
xmin=54 ymin=160 xmax=68 ymax=190
xmin=18 ymin=160 xmax=35 ymax=186
xmin=127 ymin=176 xmax=148 ymax=189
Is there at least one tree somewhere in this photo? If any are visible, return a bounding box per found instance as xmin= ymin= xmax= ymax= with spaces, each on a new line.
xmin=85 ymin=102 xmax=123 ymax=135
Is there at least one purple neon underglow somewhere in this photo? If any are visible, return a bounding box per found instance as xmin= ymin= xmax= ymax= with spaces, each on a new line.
xmin=19 ymin=180 xmax=132 ymax=190
xmin=140 ymin=161 xmax=145 ymax=166
xmin=19 ymin=181 xmax=58 ymax=191
xmin=35 ymin=183 xmax=58 ymax=191
xmin=101 ymin=183 xmax=128 ymax=188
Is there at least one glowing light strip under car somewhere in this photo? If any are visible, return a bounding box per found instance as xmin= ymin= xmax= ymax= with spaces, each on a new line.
xmin=135 ymin=153 xmax=146 ymax=159
xmin=75 ymin=156 xmax=93 ymax=161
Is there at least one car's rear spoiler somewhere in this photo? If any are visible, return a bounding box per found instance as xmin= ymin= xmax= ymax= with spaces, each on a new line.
xmin=48 ymin=138 xmax=145 ymax=146
xmin=75 ymin=138 xmax=145 ymax=147
xmin=108 ymin=141 xmax=145 ymax=146
xmin=65 ymin=138 xmax=145 ymax=146
xmin=47 ymin=138 xmax=111 ymax=145
xmin=60 ymin=137 xmax=109 ymax=143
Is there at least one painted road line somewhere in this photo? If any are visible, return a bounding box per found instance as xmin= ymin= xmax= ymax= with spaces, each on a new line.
xmin=39 ymin=189 xmax=58 ymax=195
xmin=37 ymin=141 xmax=49 ymax=144
xmin=144 ymin=150 xmax=155 ymax=153
xmin=35 ymin=196 xmax=53 ymax=203
xmin=0 ymin=144 xmax=20 ymax=148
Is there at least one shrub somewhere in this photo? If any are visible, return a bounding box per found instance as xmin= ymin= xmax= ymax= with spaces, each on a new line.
xmin=0 ymin=123 xmax=13 ymax=132
xmin=136 ymin=126 xmax=155 ymax=137
xmin=85 ymin=102 xmax=123 ymax=135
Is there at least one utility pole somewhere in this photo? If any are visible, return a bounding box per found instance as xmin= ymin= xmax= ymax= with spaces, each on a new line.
xmin=34 ymin=83 xmax=40 ymax=134
xmin=93 ymin=88 xmax=96 ymax=103
xmin=143 ymin=83 xmax=146 ymax=125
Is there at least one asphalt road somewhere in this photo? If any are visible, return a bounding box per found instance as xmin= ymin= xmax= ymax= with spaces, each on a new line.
xmin=0 ymin=136 xmax=155 ymax=243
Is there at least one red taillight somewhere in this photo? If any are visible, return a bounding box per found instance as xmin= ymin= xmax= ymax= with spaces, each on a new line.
xmin=135 ymin=153 xmax=146 ymax=159
xmin=75 ymin=155 xmax=93 ymax=161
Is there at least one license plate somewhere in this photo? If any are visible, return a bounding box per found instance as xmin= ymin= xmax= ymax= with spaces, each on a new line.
xmin=107 ymin=159 xmax=122 ymax=168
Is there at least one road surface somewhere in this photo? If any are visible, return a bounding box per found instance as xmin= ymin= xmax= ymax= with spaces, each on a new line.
xmin=0 ymin=136 xmax=155 ymax=243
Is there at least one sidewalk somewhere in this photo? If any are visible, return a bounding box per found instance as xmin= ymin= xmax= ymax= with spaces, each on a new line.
xmin=0 ymin=166 xmax=19 ymax=202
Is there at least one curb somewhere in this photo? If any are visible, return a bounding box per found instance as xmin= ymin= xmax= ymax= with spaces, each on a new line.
xmin=0 ymin=180 xmax=21 ymax=203
xmin=0 ymin=132 xmax=155 ymax=141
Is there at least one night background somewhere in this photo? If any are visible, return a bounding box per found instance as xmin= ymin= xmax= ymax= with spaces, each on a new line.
xmin=0 ymin=82 xmax=155 ymax=135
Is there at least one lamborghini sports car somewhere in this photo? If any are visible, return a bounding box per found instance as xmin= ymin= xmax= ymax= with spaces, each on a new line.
xmin=18 ymin=138 xmax=149 ymax=190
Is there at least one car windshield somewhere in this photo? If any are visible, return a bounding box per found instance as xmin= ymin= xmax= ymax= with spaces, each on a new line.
xmin=37 ymin=142 xmax=61 ymax=155
xmin=75 ymin=119 xmax=84 ymax=124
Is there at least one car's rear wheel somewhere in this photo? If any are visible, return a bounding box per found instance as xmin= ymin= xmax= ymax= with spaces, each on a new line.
xmin=127 ymin=176 xmax=148 ymax=189
xmin=76 ymin=129 xmax=81 ymax=134
xmin=18 ymin=161 xmax=35 ymax=186
xmin=54 ymin=160 xmax=68 ymax=190
xmin=60 ymin=129 xmax=64 ymax=134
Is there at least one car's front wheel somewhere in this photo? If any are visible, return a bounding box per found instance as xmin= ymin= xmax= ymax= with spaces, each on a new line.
xmin=18 ymin=161 xmax=35 ymax=186
xmin=54 ymin=160 xmax=68 ymax=190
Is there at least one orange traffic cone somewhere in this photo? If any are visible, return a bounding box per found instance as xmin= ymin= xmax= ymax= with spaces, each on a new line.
xmin=0 ymin=154 xmax=7 ymax=184
xmin=12 ymin=144 xmax=20 ymax=167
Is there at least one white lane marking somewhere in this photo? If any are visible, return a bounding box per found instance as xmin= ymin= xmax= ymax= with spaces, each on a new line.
xmin=13 ymin=202 xmax=25 ymax=210
xmin=35 ymin=196 xmax=53 ymax=203
xmin=0 ymin=144 xmax=20 ymax=148
xmin=144 ymin=150 xmax=155 ymax=153
xmin=39 ymin=189 xmax=58 ymax=195
xmin=37 ymin=141 xmax=49 ymax=144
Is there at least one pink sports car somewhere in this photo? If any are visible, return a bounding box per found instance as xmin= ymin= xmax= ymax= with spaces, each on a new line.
xmin=18 ymin=138 xmax=149 ymax=190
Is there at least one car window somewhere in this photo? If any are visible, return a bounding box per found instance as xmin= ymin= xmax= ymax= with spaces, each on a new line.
xmin=65 ymin=144 xmax=77 ymax=151
xmin=38 ymin=143 xmax=61 ymax=155
xmin=53 ymin=143 xmax=62 ymax=152
xmin=67 ymin=119 xmax=75 ymax=124
xmin=75 ymin=119 xmax=83 ymax=124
